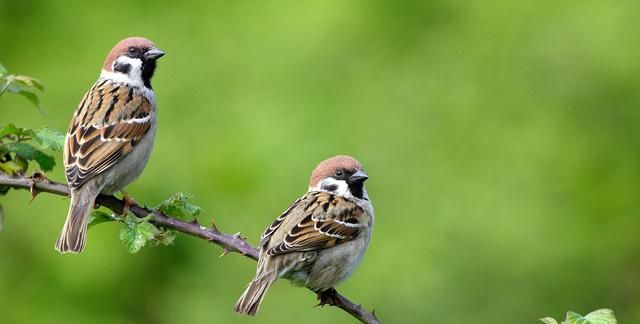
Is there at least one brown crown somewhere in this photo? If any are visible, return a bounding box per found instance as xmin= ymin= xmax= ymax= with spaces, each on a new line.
xmin=102 ymin=37 xmax=156 ymax=71
xmin=309 ymin=155 xmax=364 ymax=187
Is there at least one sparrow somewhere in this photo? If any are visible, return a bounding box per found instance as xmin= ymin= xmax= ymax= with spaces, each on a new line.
xmin=55 ymin=37 xmax=165 ymax=253
xmin=234 ymin=155 xmax=374 ymax=315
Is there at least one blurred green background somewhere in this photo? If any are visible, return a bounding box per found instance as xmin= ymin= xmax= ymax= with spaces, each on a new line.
xmin=1 ymin=0 xmax=639 ymax=323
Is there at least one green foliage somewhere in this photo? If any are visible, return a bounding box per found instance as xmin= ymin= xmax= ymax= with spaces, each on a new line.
xmin=0 ymin=124 xmax=63 ymax=174
xmin=0 ymin=63 xmax=45 ymax=114
xmin=116 ymin=191 xmax=204 ymax=253
xmin=0 ymin=66 xmax=63 ymax=177
xmin=31 ymin=127 xmax=65 ymax=152
xmin=541 ymin=309 xmax=617 ymax=324
xmin=88 ymin=210 xmax=118 ymax=229
xmin=153 ymin=191 xmax=202 ymax=221
xmin=119 ymin=214 xmax=160 ymax=253
xmin=3 ymin=142 xmax=55 ymax=172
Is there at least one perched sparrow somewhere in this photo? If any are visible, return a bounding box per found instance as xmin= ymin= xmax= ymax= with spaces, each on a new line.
xmin=55 ymin=37 xmax=165 ymax=253
xmin=235 ymin=155 xmax=374 ymax=315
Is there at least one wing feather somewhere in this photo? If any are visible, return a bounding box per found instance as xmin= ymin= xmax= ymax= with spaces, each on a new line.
xmin=265 ymin=192 xmax=366 ymax=256
xmin=64 ymin=80 xmax=154 ymax=189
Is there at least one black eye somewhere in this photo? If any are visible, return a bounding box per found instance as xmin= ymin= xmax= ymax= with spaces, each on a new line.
xmin=127 ymin=47 xmax=138 ymax=56
xmin=334 ymin=169 xmax=344 ymax=177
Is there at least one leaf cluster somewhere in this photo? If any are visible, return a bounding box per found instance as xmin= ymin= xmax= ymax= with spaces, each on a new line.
xmin=0 ymin=64 xmax=62 ymax=232
xmin=88 ymin=192 xmax=202 ymax=253
xmin=540 ymin=308 xmax=617 ymax=324
xmin=0 ymin=63 xmax=45 ymax=113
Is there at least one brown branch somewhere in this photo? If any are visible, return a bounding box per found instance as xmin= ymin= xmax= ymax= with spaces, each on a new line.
xmin=0 ymin=172 xmax=381 ymax=324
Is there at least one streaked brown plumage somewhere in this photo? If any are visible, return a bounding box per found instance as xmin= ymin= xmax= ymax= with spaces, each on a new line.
xmin=64 ymin=80 xmax=154 ymax=190
xmin=235 ymin=155 xmax=374 ymax=315
xmin=55 ymin=37 xmax=164 ymax=253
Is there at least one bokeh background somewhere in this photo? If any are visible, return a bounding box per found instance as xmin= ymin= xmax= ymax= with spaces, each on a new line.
xmin=1 ymin=0 xmax=639 ymax=323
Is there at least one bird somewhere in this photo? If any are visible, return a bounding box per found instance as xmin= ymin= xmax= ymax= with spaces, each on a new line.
xmin=234 ymin=155 xmax=374 ymax=315
xmin=55 ymin=37 xmax=165 ymax=253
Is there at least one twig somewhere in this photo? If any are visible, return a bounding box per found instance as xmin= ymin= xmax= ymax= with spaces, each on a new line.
xmin=0 ymin=172 xmax=381 ymax=324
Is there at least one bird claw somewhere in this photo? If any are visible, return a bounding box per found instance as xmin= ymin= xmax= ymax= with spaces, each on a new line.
xmin=121 ymin=191 xmax=137 ymax=215
xmin=27 ymin=171 xmax=46 ymax=203
xmin=315 ymin=288 xmax=339 ymax=307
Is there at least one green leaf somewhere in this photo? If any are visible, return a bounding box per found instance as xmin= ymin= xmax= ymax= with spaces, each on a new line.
xmin=540 ymin=318 xmax=559 ymax=324
xmin=583 ymin=309 xmax=617 ymax=324
xmin=0 ymin=123 xmax=31 ymax=138
xmin=119 ymin=215 xmax=160 ymax=253
xmin=154 ymin=192 xmax=202 ymax=221
xmin=5 ymin=142 xmax=55 ymax=171
xmin=14 ymin=75 xmax=44 ymax=91
xmin=88 ymin=210 xmax=117 ymax=229
xmin=32 ymin=127 xmax=65 ymax=152
xmin=0 ymin=158 xmax=28 ymax=175
xmin=564 ymin=309 xmax=617 ymax=324
xmin=0 ymin=63 xmax=7 ymax=75
xmin=150 ymin=229 xmax=176 ymax=247
xmin=17 ymin=89 xmax=45 ymax=114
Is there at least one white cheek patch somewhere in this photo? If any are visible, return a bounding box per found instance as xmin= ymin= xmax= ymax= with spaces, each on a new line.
xmin=314 ymin=178 xmax=349 ymax=197
xmin=99 ymin=56 xmax=144 ymax=88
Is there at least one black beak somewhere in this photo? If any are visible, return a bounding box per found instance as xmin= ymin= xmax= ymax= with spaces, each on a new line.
xmin=144 ymin=48 xmax=165 ymax=60
xmin=347 ymin=170 xmax=369 ymax=185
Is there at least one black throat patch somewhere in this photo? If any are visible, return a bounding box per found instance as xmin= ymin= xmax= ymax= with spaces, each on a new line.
xmin=141 ymin=60 xmax=157 ymax=89
xmin=349 ymin=182 xmax=364 ymax=199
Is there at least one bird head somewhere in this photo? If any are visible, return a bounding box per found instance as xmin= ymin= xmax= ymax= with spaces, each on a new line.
xmin=309 ymin=155 xmax=369 ymax=200
xmin=101 ymin=37 xmax=164 ymax=89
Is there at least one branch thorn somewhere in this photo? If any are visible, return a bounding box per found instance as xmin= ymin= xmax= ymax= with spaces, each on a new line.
xmin=210 ymin=219 xmax=218 ymax=231
xmin=219 ymin=247 xmax=232 ymax=257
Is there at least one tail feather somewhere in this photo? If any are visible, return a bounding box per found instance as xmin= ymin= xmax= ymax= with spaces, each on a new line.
xmin=55 ymin=189 xmax=96 ymax=254
xmin=234 ymin=272 xmax=277 ymax=316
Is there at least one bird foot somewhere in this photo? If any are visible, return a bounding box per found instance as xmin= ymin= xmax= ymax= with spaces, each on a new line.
xmin=27 ymin=171 xmax=47 ymax=203
xmin=316 ymin=288 xmax=339 ymax=307
xmin=121 ymin=191 xmax=137 ymax=215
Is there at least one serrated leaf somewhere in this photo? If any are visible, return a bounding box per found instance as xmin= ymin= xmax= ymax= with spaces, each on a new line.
xmin=32 ymin=127 xmax=64 ymax=151
xmin=154 ymin=192 xmax=202 ymax=221
xmin=5 ymin=142 xmax=55 ymax=171
xmin=119 ymin=218 xmax=159 ymax=253
xmin=151 ymin=229 xmax=176 ymax=247
xmin=540 ymin=318 xmax=559 ymax=324
xmin=88 ymin=210 xmax=116 ymax=229
xmin=564 ymin=309 xmax=617 ymax=324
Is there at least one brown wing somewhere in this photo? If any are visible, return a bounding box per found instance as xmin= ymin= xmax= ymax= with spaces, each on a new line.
xmin=64 ymin=80 xmax=154 ymax=189
xmin=265 ymin=192 xmax=367 ymax=256
xmin=259 ymin=196 xmax=302 ymax=248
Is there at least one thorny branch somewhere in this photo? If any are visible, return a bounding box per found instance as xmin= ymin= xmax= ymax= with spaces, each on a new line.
xmin=0 ymin=172 xmax=381 ymax=324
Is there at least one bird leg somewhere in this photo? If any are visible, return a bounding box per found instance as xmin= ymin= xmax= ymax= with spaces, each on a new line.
xmin=120 ymin=191 xmax=137 ymax=215
xmin=316 ymin=288 xmax=340 ymax=307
